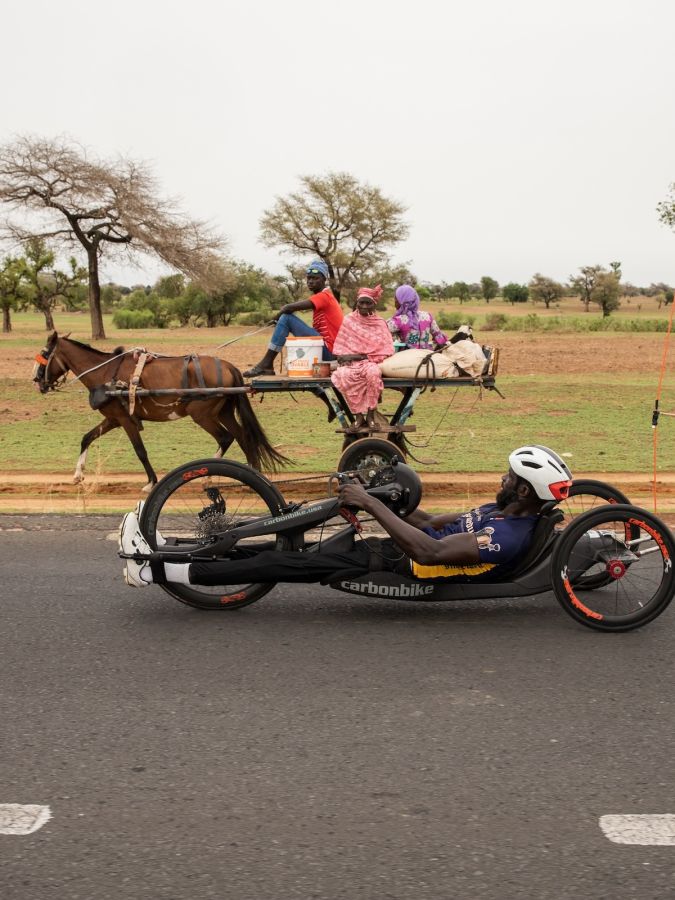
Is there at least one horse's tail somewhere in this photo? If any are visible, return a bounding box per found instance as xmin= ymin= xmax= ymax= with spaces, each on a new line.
xmin=228 ymin=365 xmax=290 ymax=472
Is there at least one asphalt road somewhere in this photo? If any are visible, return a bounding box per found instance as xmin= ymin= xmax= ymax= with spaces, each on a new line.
xmin=1 ymin=515 xmax=674 ymax=900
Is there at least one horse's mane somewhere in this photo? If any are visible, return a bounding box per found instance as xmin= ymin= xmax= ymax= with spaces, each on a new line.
xmin=62 ymin=337 xmax=124 ymax=357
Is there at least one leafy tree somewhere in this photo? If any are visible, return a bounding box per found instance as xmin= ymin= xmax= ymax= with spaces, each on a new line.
xmin=528 ymin=273 xmax=564 ymax=309
xmin=0 ymin=136 xmax=226 ymax=338
xmin=570 ymin=265 xmax=602 ymax=312
xmin=592 ymin=272 xmax=621 ymax=317
xmin=648 ymin=282 xmax=674 ymax=308
xmin=59 ymin=280 xmax=88 ymax=311
xmin=21 ymin=237 xmax=87 ymax=330
xmin=449 ymin=281 xmax=471 ymax=304
xmin=570 ymin=265 xmax=621 ymax=316
xmin=176 ymin=262 xmax=288 ymax=328
xmin=155 ymin=273 xmax=186 ymax=299
xmin=480 ymin=276 xmax=499 ymax=303
xmin=657 ymin=186 xmax=675 ymax=230
xmin=0 ymin=256 xmax=26 ymax=332
xmin=116 ymin=288 xmax=173 ymax=328
xmin=260 ymin=172 xmax=408 ymax=297
xmin=666 ymin=289 xmax=674 ymax=306
xmin=502 ymin=282 xmax=529 ymax=305
xmin=100 ymin=283 xmax=125 ymax=311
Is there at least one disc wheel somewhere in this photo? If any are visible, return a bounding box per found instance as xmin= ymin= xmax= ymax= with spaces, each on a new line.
xmin=139 ymin=459 xmax=289 ymax=610
xmin=337 ymin=438 xmax=405 ymax=480
xmin=551 ymin=504 xmax=675 ymax=632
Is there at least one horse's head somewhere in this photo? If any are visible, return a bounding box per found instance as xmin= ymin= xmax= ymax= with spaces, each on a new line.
xmin=32 ymin=331 xmax=70 ymax=393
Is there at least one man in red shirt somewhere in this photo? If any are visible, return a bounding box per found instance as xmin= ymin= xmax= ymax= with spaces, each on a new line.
xmin=243 ymin=259 xmax=343 ymax=377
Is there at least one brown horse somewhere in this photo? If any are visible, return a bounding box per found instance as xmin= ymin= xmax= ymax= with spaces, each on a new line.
xmin=32 ymin=332 xmax=287 ymax=489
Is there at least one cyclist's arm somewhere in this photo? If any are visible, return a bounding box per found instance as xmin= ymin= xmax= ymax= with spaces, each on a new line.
xmin=405 ymin=509 xmax=462 ymax=529
xmin=340 ymin=485 xmax=479 ymax=566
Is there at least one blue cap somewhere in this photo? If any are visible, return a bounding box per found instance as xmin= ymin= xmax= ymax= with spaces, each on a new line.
xmin=306 ymin=259 xmax=329 ymax=279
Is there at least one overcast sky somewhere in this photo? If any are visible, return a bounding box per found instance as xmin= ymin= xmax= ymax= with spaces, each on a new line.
xmin=3 ymin=0 xmax=675 ymax=287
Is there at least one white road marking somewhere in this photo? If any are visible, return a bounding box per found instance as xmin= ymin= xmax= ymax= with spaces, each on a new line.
xmin=0 ymin=805 xmax=51 ymax=835
xmin=600 ymin=814 xmax=675 ymax=845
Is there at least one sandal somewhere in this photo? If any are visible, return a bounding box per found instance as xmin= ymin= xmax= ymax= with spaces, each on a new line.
xmin=243 ymin=363 xmax=275 ymax=378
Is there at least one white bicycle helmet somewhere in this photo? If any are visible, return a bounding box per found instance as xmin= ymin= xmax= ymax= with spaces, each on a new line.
xmin=508 ymin=445 xmax=573 ymax=501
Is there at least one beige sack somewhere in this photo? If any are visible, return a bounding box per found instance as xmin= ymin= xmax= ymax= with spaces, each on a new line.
xmin=379 ymin=342 xmax=487 ymax=379
xmin=379 ymin=349 xmax=459 ymax=379
xmin=441 ymin=341 xmax=487 ymax=378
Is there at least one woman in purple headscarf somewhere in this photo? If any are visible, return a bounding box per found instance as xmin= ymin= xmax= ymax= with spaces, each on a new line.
xmin=387 ymin=285 xmax=448 ymax=350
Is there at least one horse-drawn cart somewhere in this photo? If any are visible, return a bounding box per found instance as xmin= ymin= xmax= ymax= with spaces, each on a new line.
xmin=104 ymin=348 xmax=501 ymax=475
xmin=33 ymin=332 xmax=500 ymax=486
xmin=248 ymin=346 xmax=500 ymax=472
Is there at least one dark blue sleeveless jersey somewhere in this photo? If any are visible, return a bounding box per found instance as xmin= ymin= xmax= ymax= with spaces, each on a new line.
xmin=412 ymin=503 xmax=539 ymax=580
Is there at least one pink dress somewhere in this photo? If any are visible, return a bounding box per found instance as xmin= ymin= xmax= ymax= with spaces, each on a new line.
xmin=331 ymin=311 xmax=394 ymax=414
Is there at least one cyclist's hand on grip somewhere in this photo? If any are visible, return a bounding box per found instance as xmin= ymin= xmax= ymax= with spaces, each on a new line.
xmin=338 ymin=480 xmax=370 ymax=511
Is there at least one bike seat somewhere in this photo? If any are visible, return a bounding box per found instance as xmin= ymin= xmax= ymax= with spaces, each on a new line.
xmin=503 ymin=501 xmax=563 ymax=579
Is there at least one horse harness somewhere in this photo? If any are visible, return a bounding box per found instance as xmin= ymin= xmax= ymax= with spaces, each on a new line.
xmin=108 ymin=352 xmax=224 ymax=415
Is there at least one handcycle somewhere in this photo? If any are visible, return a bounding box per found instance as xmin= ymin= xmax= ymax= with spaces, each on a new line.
xmin=129 ymin=457 xmax=675 ymax=632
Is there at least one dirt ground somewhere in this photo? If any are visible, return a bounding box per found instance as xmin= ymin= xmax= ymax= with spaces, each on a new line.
xmin=1 ymin=328 xmax=672 ymax=513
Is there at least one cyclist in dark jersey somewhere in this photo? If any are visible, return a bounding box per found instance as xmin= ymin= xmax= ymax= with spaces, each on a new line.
xmin=120 ymin=446 xmax=573 ymax=589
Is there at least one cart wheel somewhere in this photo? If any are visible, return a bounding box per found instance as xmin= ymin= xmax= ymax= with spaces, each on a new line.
xmin=139 ymin=458 xmax=290 ymax=611
xmin=337 ymin=438 xmax=405 ymax=479
xmin=551 ymin=504 xmax=675 ymax=632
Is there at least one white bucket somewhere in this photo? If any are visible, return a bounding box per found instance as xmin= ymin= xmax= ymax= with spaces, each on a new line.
xmin=286 ymin=336 xmax=325 ymax=378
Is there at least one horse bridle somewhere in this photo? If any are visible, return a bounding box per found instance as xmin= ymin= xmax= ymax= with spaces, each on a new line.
xmin=32 ymin=344 xmax=68 ymax=393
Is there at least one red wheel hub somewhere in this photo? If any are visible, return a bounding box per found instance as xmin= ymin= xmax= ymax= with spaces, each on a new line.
xmin=606 ymin=559 xmax=627 ymax=579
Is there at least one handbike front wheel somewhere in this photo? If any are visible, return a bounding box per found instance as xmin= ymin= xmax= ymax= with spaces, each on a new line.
xmin=139 ymin=459 xmax=289 ymax=610
xmin=551 ymin=504 xmax=675 ymax=632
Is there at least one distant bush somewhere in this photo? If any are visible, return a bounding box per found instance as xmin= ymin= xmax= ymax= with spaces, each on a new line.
xmin=236 ymin=308 xmax=274 ymax=326
xmin=112 ymin=308 xmax=156 ymax=329
xmin=477 ymin=313 xmax=669 ymax=333
xmin=483 ymin=313 xmax=508 ymax=331
xmin=436 ymin=311 xmax=476 ymax=331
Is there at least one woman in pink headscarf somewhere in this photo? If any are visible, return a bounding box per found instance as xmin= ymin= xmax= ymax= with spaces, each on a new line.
xmin=331 ymin=285 xmax=394 ymax=433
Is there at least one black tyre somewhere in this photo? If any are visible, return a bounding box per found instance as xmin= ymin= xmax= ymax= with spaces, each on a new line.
xmin=560 ymin=479 xmax=631 ymax=527
xmin=139 ymin=459 xmax=289 ymax=610
xmin=551 ymin=504 xmax=675 ymax=631
xmin=337 ymin=438 xmax=405 ymax=479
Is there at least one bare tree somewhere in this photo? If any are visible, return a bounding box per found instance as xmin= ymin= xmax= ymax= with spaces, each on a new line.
xmin=260 ymin=172 xmax=408 ymax=298
xmin=0 ymin=136 xmax=226 ymax=338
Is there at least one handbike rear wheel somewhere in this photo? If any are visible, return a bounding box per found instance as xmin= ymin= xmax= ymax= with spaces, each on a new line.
xmin=551 ymin=504 xmax=675 ymax=632
xmin=561 ymin=479 xmax=631 ymax=526
xmin=139 ymin=459 xmax=289 ymax=610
